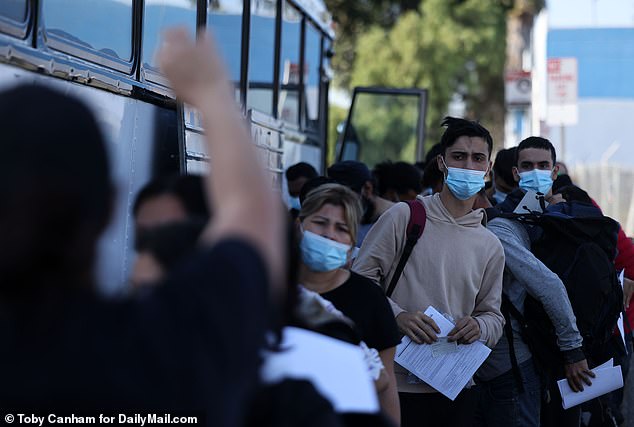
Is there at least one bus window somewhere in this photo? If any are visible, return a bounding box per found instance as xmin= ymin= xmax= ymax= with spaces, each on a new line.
xmin=338 ymin=88 xmax=427 ymax=167
xmin=278 ymin=2 xmax=301 ymax=125
xmin=42 ymin=0 xmax=133 ymax=62
xmin=207 ymin=0 xmax=243 ymax=83
xmin=142 ymin=0 xmax=196 ymax=84
xmin=304 ymin=22 xmax=321 ymax=127
xmin=0 ymin=0 xmax=27 ymax=23
xmin=246 ymin=0 xmax=276 ymax=116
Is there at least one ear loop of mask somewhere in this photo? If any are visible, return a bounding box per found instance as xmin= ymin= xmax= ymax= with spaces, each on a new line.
xmin=440 ymin=155 xmax=491 ymax=176
xmin=440 ymin=156 xmax=449 ymax=180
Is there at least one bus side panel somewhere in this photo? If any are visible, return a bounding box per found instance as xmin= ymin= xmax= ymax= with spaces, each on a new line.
xmin=0 ymin=64 xmax=174 ymax=294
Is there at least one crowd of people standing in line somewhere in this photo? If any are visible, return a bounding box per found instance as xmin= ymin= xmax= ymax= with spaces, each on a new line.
xmin=1 ymin=26 xmax=634 ymax=427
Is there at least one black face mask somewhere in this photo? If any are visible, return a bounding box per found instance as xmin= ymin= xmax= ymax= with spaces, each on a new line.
xmin=360 ymin=196 xmax=376 ymax=225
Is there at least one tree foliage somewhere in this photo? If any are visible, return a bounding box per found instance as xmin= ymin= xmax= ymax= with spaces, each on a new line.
xmin=349 ymin=0 xmax=509 ymax=152
xmin=324 ymin=0 xmax=420 ymax=88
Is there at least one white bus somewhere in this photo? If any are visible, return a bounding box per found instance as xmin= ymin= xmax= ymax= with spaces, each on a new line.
xmin=0 ymin=0 xmax=428 ymax=292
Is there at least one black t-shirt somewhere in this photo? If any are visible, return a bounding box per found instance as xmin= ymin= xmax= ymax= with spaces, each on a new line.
xmin=0 ymin=239 xmax=269 ymax=427
xmin=321 ymin=271 xmax=400 ymax=352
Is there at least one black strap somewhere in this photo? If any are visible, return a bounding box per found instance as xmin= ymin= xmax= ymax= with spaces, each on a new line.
xmin=501 ymin=293 xmax=525 ymax=392
xmin=386 ymin=200 xmax=426 ymax=298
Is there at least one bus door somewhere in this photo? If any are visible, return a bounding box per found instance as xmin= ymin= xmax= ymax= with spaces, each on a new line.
xmin=337 ymin=87 xmax=428 ymax=167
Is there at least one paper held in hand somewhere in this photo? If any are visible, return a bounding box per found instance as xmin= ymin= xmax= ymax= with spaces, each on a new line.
xmin=557 ymin=358 xmax=624 ymax=409
xmin=394 ymin=306 xmax=491 ymax=401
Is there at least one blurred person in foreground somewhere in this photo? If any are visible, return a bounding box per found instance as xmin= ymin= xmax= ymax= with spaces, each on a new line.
xmin=130 ymin=219 xmax=206 ymax=289
xmin=0 ymin=27 xmax=284 ymax=426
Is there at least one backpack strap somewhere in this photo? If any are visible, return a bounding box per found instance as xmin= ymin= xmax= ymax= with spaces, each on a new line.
xmin=485 ymin=207 xmax=502 ymax=222
xmin=501 ymin=293 xmax=525 ymax=392
xmin=386 ymin=199 xmax=427 ymax=298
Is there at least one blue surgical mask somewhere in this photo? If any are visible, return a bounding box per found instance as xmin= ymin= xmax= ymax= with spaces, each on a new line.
xmin=492 ymin=190 xmax=508 ymax=204
xmin=441 ymin=158 xmax=487 ymax=201
xmin=518 ymin=169 xmax=553 ymax=194
xmin=300 ymin=230 xmax=351 ymax=272
xmin=288 ymin=196 xmax=301 ymax=211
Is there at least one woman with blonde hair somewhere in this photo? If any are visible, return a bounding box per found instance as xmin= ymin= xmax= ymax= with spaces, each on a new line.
xmin=297 ymin=183 xmax=401 ymax=425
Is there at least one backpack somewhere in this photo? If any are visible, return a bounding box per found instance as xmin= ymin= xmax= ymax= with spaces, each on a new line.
xmin=491 ymin=189 xmax=623 ymax=372
xmin=385 ymin=199 xmax=427 ymax=298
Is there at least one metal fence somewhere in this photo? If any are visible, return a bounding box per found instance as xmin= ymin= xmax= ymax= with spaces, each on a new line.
xmin=572 ymin=164 xmax=634 ymax=236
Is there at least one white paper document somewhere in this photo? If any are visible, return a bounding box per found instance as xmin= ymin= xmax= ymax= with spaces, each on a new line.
xmin=423 ymin=306 xmax=455 ymax=336
xmin=260 ymin=326 xmax=379 ymax=413
xmin=618 ymin=270 xmax=627 ymax=351
xmin=557 ymin=358 xmax=624 ymax=409
xmin=394 ymin=306 xmax=492 ymax=401
xmin=513 ymin=189 xmax=547 ymax=214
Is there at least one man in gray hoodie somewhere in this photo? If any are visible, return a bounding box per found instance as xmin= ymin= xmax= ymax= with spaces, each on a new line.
xmin=354 ymin=117 xmax=505 ymax=427
xmin=474 ymin=136 xmax=594 ymax=427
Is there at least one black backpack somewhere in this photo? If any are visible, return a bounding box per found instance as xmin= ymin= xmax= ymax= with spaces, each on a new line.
xmin=491 ymin=189 xmax=623 ymax=373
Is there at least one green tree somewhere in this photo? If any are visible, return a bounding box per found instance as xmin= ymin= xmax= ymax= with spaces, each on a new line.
xmin=349 ymin=0 xmax=510 ymax=154
xmin=325 ymin=0 xmax=421 ymax=88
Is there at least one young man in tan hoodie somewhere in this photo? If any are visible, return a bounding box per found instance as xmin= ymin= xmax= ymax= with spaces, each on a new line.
xmin=353 ymin=117 xmax=505 ymax=427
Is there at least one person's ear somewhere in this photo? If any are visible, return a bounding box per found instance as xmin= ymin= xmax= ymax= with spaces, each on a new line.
xmin=512 ymin=166 xmax=521 ymax=183
xmin=436 ymin=155 xmax=447 ymax=175
xmin=551 ymin=164 xmax=560 ymax=180
xmin=485 ymin=161 xmax=493 ymax=179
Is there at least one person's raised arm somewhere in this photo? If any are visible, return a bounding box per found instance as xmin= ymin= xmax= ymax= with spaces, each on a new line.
xmin=158 ymin=28 xmax=284 ymax=295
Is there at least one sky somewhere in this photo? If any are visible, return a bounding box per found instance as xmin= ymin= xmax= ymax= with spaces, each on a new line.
xmin=548 ymin=0 xmax=634 ymax=28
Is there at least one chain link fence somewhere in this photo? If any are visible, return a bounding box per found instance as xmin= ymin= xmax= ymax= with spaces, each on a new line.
xmin=572 ymin=164 xmax=634 ymax=236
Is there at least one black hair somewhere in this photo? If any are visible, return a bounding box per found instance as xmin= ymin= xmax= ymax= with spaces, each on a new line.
xmin=0 ymin=85 xmax=112 ymax=294
xmin=133 ymin=174 xmax=210 ymax=220
xmin=422 ymin=159 xmax=444 ymax=191
xmin=135 ymin=219 xmax=206 ymax=271
xmin=555 ymin=183 xmax=593 ymax=205
xmin=372 ymin=161 xmax=395 ymax=196
xmin=439 ymin=116 xmax=493 ymax=156
xmin=373 ymin=161 xmax=422 ymax=196
xmin=424 ymin=143 xmax=444 ymax=165
xmin=298 ymin=176 xmax=338 ymax=205
xmin=492 ymin=147 xmax=518 ymax=189
xmin=285 ymin=162 xmax=318 ymax=181
xmin=393 ymin=161 xmax=423 ymax=194
xmin=326 ymin=160 xmax=373 ymax=194
xmin=516 ymin=136 xmax=557 ymax=166
xmin=552 ymin=174 xmax=574 ymax=194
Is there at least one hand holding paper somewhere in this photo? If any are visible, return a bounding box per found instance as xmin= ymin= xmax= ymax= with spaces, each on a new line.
xmin=564 ymin=359 xmax=595 ymax=392
xmin=448 ymin=316 xmax=481 ymax=344
xmin=394 ymin=306 xmax=492 ymax=401
xmin=558 ymin=359 xmax=623 ymax=409
xmin=396 ymin=311 xmax=441 ymax=344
